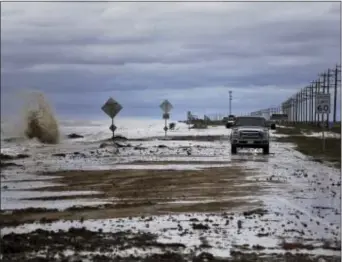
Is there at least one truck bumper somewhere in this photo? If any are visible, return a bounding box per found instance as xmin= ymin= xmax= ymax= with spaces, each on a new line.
xmin=232 ymin=140 xmax=269 ymax=148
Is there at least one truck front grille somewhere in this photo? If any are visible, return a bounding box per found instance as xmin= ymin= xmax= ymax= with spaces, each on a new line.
xmin=240 ymin=131 xmax=261 ymax=139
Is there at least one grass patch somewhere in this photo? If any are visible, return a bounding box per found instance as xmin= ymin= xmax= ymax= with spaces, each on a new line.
xmin=275 ymin=123 xmax=341 ymax=168
xmin=278 ymin=123 xmax=341 ymax=134
xmin=277 ymin=136 xmax=341 ymax=168
xmin=276 ymin=127 xmax=302 ymax=135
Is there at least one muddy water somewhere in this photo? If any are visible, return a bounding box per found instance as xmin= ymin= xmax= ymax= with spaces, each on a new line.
xmin=1 ymin=128 xmax=341 ymax=260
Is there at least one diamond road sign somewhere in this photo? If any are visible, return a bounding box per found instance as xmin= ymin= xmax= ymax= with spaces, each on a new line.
xmin=160 ymin=100 xmax=173 ymax=113
xmin=109 ymin=124 xmax=117 ymax=132
xmin=315 ymin=94 xmax=330 ymax=114
xmin=101 ymin=97 xmax=122 ymax=119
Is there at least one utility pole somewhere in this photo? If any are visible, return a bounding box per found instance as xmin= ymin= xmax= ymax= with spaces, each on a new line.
xmin=304 ymin=87 xmax=308 ymax=123
xmin=293 ymin=97 xmax=296 ymax=123
xmin=322 ymin=72 xmax=327 ymax=126
xmin=301 ymin=89 xmax=304 ymax=123
xmin=315 ymin=80 xmax=319 ymax=124
xmin=296 ymin=93 xmax=299 ymax=123
xmin=310 ymin=82 xmax=314 ymax=124
xmin=326 ymin=69 xmax=331 ymax=127
xmin=303 ymin=89 xmax=305 ymax=123
xmin=290 ymin=99 xmax=292 ymax=123
xmin=229 ymin=91 xmax=232 ymax=116
xmin=333 ymin=65 xmax=340 ymax=123
xmin=306 ymin=86 xmax=311 ymax=123
xmin=290 ymin=99 xmax=293 ymax=123
xmin=300 ymin=92 xmax=302 ymax=123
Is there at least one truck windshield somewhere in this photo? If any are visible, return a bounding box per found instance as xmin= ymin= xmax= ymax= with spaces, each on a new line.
xmin=234 ymin=117 xmax=266 ymax=127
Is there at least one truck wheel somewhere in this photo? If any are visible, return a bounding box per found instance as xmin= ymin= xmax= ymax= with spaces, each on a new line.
xmin=231 ymin=145 xmax=237 ymax=154
xmin=263 ymin=145 xmax=269 ymax=155
xmin=226 ymin=123 xmax=231 ymax=129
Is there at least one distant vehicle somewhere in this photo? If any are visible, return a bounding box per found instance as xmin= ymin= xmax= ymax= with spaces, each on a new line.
xmin=230 ymin=116 xmax=270 ymax=155
xmin=270 ymin=114 xmax=288 ymax=129
xmin=224 ymin=115 xmax=236 ymax=128
xmin=169 ymin=122 xmax=176 ymax=130
xmin=267 ymin=120 xmax=276 ymax=130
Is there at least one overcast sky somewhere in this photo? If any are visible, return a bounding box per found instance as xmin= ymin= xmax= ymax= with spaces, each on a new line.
xmin=1 ymin=1 xmax=341 ymax=120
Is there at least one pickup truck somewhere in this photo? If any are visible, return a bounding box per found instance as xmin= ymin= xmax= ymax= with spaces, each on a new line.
xmin=230 ymin=116 xmax=270 ymax=155
xmin=224 ymin=115 xmax=236 ymax=128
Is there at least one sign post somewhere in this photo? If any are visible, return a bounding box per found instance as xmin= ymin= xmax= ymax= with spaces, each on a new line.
xmin=160 ymin=100 xmax=173 ymax=137
xmin=315 ymin=93 xmax=330 ymax=152
xmin=187 ymin=111 xmax=192 ymax=130
xmin=101 ymin=97 xmax=123 ymax=142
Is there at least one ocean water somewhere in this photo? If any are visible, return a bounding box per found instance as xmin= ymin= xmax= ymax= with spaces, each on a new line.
xmin=1 ymin=117 xmax=175 ymax=142
xmin=0 ymin=117 xmax=230 ymax=155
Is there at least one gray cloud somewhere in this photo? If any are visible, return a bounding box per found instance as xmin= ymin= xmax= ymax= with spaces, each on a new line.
xmin=1 ymin=2 xmax=340 ymax=119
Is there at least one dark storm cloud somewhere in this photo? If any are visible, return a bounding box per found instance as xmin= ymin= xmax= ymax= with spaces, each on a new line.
xmin=1 ymin=1 xmax=340 ymax=118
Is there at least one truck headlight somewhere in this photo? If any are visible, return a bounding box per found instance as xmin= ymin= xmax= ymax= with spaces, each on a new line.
xmin=232 ymin=130 xmax=239 ymax=136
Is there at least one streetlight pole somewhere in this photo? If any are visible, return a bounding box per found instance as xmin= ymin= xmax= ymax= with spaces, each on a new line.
xmin=229 ymin=91 xmax=232 ymax=116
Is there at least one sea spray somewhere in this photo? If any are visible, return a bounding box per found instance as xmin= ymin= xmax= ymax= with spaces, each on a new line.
xmin=22 ymin=91 xmax=60 ymax=144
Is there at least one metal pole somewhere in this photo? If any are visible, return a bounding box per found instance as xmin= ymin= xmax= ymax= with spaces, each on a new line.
xmin=229 ymin=91 xmax=232 ymax=116
xmin=304 ymin=86 xmax=310 ymax=123
xmin=165 ymin=118 xmax=167 ymax=137
xmin=111 ymin=117 xmax=115 ymax=141
xmin=293 ymin=97 xmax=296 ymax=123
xmin=290 ymin=99 xmax=293 ymax=123
xmin=298 ymin=93 xmax=301 ymax=123
xmin=296 ymin=93 xmax=299 ymax=124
